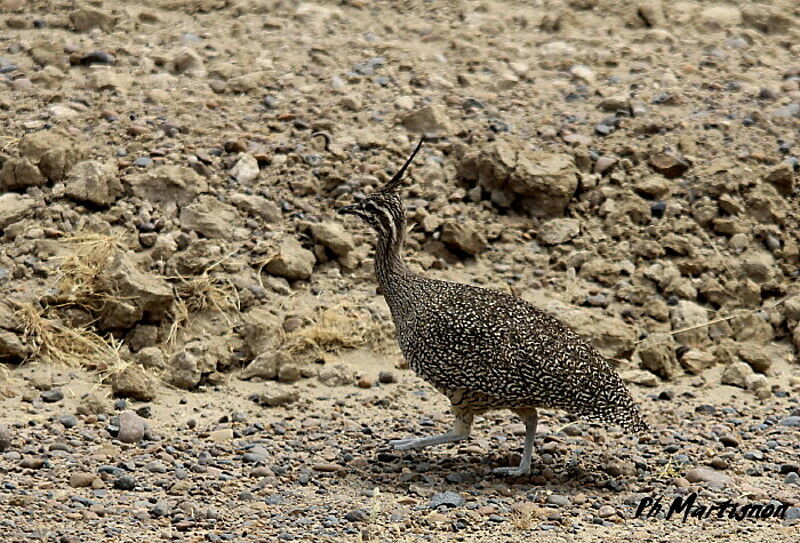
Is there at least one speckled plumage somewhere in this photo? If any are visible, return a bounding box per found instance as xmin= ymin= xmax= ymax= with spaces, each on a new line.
xmin=339 ymin=140 xmax=648 ymax=475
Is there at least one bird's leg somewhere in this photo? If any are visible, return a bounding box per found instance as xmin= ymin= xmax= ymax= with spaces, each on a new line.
xmin=390 ymin=408 xmax=473 ymax=450
xmin=494 ymin=409 xmax=538 ymax=476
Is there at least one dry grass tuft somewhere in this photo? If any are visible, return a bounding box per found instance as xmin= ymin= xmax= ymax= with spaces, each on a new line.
xmin=52 ymin=231 xmax=127 ymax=309
xmin=283 ymin=305 xmax=391 ymax=356
xmin=15 ymin=302 xmax=121 ymax=371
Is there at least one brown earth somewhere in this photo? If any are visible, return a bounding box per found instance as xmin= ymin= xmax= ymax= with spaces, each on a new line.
xmin=1 ymin=0 xmax=799 ymax=541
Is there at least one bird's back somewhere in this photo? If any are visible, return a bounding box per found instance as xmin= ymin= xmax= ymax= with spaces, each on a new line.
xmin=386 ymin=275 xmax=648 ymax=432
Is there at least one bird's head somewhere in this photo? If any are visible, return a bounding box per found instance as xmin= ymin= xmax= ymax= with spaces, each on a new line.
xmin=337 ymin=138 xmax=423 ymax=236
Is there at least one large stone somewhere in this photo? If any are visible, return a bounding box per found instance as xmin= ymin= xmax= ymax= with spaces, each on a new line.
xmin=128 ymin=165 xmax=207 ymax=206
xmin=739 ymin=250 xmax=775 ymax=283
xmin=229 ymin=154 xmax=259 ymax=183
xmin=97 ymin=252 xmax=174 ymax=322
xmin=0 ymin=193 xmax=36 ymax=230
xmin=18 ymin=130 xmax=81 ymax=182
xmin=741 ymin=5 xmax=792 ymax=34
xmin=637 ymin=334 xmax=681 ymax=380
xmin=229 ymin=193 xmax=281 ymax=223
xmin=670 ymin=300 xmax=708 ymax=346
xmin=400 ymin=105 xmax=451 ymax=136
xmin=737 ymin=342 xmax=773 ymax=374
xmin=310 ymin=222 xmax=355 ymax=257
xmin=0 ymin=329 xmax=27 ymax=360
xmin=679 ymin=349 xmax=715 ymax=375
xmin=111 ymin=366 xmax=157 ymax=401
xmin=240 ymin=308 xmax=282 ymax=357
xmin=685 ymin=467 xmax=734 ymax=489
xmin=318 ymin=362 xmax=356 ymax=386
xmin=70 ymin=7 xmax=115 ymax=32
xmin=0 ymin=158 xmax=46 ymax=191
xmin=440 ymin=220 xmax=487 ymax=256
xmin=783 ymin=295 xmax=800 ymax=322
xmin=168 ymin=346 xmax=202 ymax=390
xmin=64 ymin=160 xmax=122 ymax=207
xmin=117 ymin=410 xmax=147 ymax=443
xmin=180 ymin=195 xmax=240 ymax=238
xmin=458 ymin=136 xmax=578 ymax=218
xmin=721 ymin=361 xmax=754 ymax=388
xmin=764 ymin=162 xmax=794 ymax=197
xmin=620 ymin=369 xmax=658 ymax=387
xmin=241 ymin=351 xmax=291 ymax=380
xmin=265 ymin=238 xmax=316 ymax=281
xmin=648 ymin=153 xmax=690 ymax=178
xmin=538 ymin=218 xmax=580 ymax=245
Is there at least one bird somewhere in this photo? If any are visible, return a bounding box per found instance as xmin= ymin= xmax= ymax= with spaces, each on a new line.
xmin=338 ymin=138 xmax=649 ymax=476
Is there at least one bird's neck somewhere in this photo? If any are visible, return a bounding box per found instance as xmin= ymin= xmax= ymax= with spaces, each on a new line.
xmin=374 ymin=217 xmax=412 ymax=290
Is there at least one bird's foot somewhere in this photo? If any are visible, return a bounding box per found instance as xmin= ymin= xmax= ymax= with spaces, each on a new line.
xmin=389 ymin=432 xmax=467 ymax=450
xmin=492 ymin=465 xmax=530 ymax=477
xmin=389 ymin=437 xmax=421 ymax=450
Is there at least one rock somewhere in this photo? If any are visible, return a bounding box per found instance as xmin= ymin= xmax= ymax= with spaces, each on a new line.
xmin=57 ymin=414 xmax=78 ymax=428
xmin=242 ymin=351 xmax=291 ymax=380
xmin=113 ymin=475 xmax=136 ymax=491
xmin=783 ymin=295 xmax=800 ymax=322
xmin=136 ymin=347 xmax=166 ymax=370
xmin=634 ymin=177 xmax=671 ymax=199
xmin=129 ymin=165 xmax=208 ymax=206
xmin=252 ymin=388 xmax=299 ymax=407
xmin=40 ymin=389 xmax=63 ymax=402
xmin=400 ymin=105 xmax=451 ymax=135
xmin=0 ymin=158 xmax=46 ymax=191
xmin=538 ymin=218 xmax=580 ymax=245
xmin=111 ymin=366 xmax=158 ymax=401
xmin=739 ymin=250 xmax=775 ymax=283
xmin=76 ymin=392 xmax=111 ymax=416
xmin=779 ymin=416 xmax=800 ymax=428
xmin=440 ymin=220 xmax=487 ymax=256
xmin=741 ymin=5 xmax=792 ymax=34
xmin=64 ymin=160 xmax=122 ymax=207
xmin=458 ymin=136 xmax=578 ymax=218
xmin=97 ymin=252 xmax=174 ymax=322
xmin=620 ymin=369 xmax=658 ymax=387
xmin=746 ymin=184 xmax=788 ymax=224
xmin=230 ymin=154 xmax=259 ymax=184
xmin=679 ymin=349 xmax=715 ymax=375
xmin=265 ymin=239 xmax=316 ymax=281
xmin=737 ymin=342 xmax=773 ymax=373
xmin=318 ymin=362 xmax=356 ymax=386
xmin=310 ymin=222 xmax=355 ymax=257
xmin=597 ymin=505 xmax=617 ymax=518
xmin=685 ymin=467 xmax=733 ymax=488
xmin=117 ymin=410 xmax=147 ymax=443
xmin=648 ymin=153 xmax=690 ymax=178
xmin=699 ymin=5 xmax=742 ymax=27
xmin=730 ymin=313 xmax=773 ymax=344
xmin=429 ymin=491 xmax=464 ymax=509
xmin=18 ymin=130 xmax=82 ymax=182
xmin=721 ymin=361 xmax=754 ymax=388
xmin=170 ymin=47 xmax=203 ymax=74
xmin=180 ymin=195 xmax=240 ymax=238
xmin=168 ymin=346 xmax=203 ymax=390
xmin=764 ymin=163 xmax=794 ymax=197
xmin=209 ymin=429 xmax=234 ymax=442
xmin=378 ymin=371 xmax=397 ymax=384
xmin=0 ymin=424 xmax=13 ymax=451
xmin=0 ymin=194 xmax=36 ymax=231
xmin=637 ymin=334 xmax=681 ymax=380
xmin=69 ymin=472 xmax=97 ymax=488
xmin=670 ymin=301 xmax=708 ymax=346
xmin=70 ymin=7 xmax=115 ymax=32
xmin=229 ymin=193 xmax=281 ymax=223
xmin=312 ymin=462 xmax=344 ymax=473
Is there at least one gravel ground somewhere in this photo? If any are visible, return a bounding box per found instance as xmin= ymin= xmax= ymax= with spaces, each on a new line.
xmin=1 ymin=0 xmax=800 ymax=541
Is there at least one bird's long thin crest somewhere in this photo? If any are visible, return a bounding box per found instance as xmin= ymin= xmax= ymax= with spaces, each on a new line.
xmin=379 ymin=137 xmax=424 ymax=193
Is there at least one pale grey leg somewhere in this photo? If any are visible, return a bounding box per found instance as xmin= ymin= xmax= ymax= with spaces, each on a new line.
xmin=390 ymin=408 xmax=473 ymax=450
xmin=494 ymin=409 xmax=538 ymax=476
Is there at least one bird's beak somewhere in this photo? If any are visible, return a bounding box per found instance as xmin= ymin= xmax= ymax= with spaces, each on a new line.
xmin=337 ymin=203 xmax=360 ymax=216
